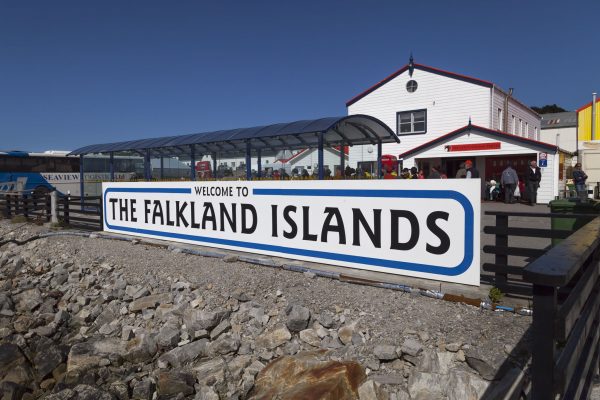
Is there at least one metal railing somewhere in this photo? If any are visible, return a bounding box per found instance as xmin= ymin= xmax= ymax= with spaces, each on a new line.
xmin=523 ymin=216 xmax=600 ymax=399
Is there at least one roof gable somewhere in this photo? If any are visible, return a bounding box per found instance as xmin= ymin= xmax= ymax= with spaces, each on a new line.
xmin=346 ymin=63 xmax=494 ymax=107
xmin=398 ymin=125 xmax=558 ymax=159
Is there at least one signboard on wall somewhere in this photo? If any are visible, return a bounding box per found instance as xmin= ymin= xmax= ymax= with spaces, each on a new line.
xmin=102 ymin=180 xmax=481 ymax=286
xmin=539 ymin=152 xmax=548 ymax=168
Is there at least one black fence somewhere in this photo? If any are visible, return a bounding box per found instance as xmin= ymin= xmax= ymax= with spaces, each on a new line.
xmin=523 ymin=216 xmax=600 ymax=399
xmin=0 ymin=192 xmax=103 ymax=230
xmin=483 ymin=211 xmax=599 ymax=297
xmin=57 ymin=195 xmax=103 ymax=230
xmin=0 ymin=192 xmax=52 ymax=222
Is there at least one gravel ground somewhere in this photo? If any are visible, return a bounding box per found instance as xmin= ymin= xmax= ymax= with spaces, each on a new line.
xmin=0 ymin=219 xmax=536 ymax=399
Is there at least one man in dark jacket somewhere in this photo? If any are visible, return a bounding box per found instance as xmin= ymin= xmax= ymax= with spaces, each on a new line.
xmin=525 ymin=160 xmax=542 ymax=206
xmin=500 ymin=162 xmax=519 ymax=204
xmin=573 ymin=163 xmax=588 ymax=201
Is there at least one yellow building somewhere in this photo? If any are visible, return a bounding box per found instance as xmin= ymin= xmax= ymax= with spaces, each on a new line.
xmin=577 ymin=98 xmax=600 ymax=141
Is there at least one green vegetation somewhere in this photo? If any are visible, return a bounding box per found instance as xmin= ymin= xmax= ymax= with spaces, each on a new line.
xmin=489 ymin=287 xmax=504 ymax=304
xmin=11 ymin=215 xmax=28 ymax=223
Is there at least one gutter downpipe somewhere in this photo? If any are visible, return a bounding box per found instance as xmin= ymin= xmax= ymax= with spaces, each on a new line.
xmin=593 ymin=92 xmax=597 ymax=141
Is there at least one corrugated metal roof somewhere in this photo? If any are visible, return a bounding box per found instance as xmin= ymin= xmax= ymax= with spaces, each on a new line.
xmin=541 ymin=112 xmax=577 ymax=129
xmin=68 ymin=115 xmax=398 ymax=157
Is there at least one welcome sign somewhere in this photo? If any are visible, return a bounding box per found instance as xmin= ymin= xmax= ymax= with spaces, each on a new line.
xmin=102 ymin=180 xmax=481 ymax=285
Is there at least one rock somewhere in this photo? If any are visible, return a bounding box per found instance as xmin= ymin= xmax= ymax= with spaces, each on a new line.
xmin=417 ymin=350 xmax=455 ymax=375
xmin=210 ymin=320 xmax=231 ymax=340
xmin=71 ymin=384 xmax=115 ymax=400
xmin=13 ymin=315 xmax=34 ymax=333
xmin=299 ymin=329 xmax=321 ymax=347
xmin=465 ymin=354 xmax=496 ymax=380
xmin=14 ymin=288 xmax=43 ymax=312
xmin=132 ymin=379 xmax=154 ymax=400
xmin=250 ymin=351 xmax=366 ymax=400
xmin=318 ymin=312 xmax=335 ymax=328
xmin=446 ymin=370 xmax=489 ymax=399
xmin=445 ymin=342 xmax=461 ymax=352
xmin=456 ymin=350 xmax=466 ymax=362
xmin=401 ymin=338 xmax=423 ymax=357
xmin=184 ymin=309 xmax=230 ymax=333
xmin=0 ymin=293 xmax=14 ymax=312
xmin=338 ymin=325 xmax=354 ymax=346
xmin=408 ymin=371 xmax=447 ymax=399
xmin=158 ymin=339 xmax=209 ymax=368
xmin=286 ymin=305 xmax=310 ymax=332
xmin=256 ymin=325 xmax=292 ymax=350
xmin=0 ymin=343 xmax=34 ymax=387
xmin=33 ymin=338 xmax=67 ymax=379
xmin=157 ymin=326 xmax=180 ymax=349
xmin=196 ymin=386 xmax=219 ymax=400
xmin=223 ymin=255 xmax=238 ymax=263
xmin=208 ymin=333 xmax=240 ymax=355
xmin=232 ymin=288 xmax=250 ymax=302
xmin=321 ymin=336 xmax=344 ymax=349
xmin=193 ymin=357 xmax=225 ymax=386
xmin=0 ymin=382 xmax=28 ymax=400
xmin=129 ymin=293 xmax=172 ymax=312
xmin=373 ymin=345 xmax=398 ymax=361
xmin=67 ymin=338 xmax=126 ymax=372
xmin=124 ymin=333 xmax=157 ymax=363
xmin=358 ymin=379 xmax=390 ymax=400
xmin=157 ymin=371 xmax=195 ymax=398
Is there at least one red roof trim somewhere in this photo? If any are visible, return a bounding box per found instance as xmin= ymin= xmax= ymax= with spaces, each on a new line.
xmin=577 ymin=98 xmax=600 ymax=113
xmin=346 ymin=63 xmax=494 ymax=107
xmin=398 ymin=125 xmax=558 ymax=159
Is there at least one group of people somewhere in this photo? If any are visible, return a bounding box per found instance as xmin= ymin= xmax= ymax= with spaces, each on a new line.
xmin=494 ymin=161 xmax=540 ymax=206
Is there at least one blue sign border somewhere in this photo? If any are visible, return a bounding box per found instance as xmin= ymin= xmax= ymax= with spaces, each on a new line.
xmin=104 ymin=187 xmax=474 ymax=277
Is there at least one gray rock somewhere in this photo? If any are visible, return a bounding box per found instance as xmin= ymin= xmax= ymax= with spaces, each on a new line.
xmin=374 ymin=344 xmax=398 ymax=361
xmin=255 ymin=325 xmax=291 ymax=350
xmin=358 ymin=380 xmax=390 ymax=400
xmin=0 ymin=293 xmax=14 ymax=312
xmin=184 ymin=308 xmax=230 ymax=333
xmin=445 ymin=342 xmax=461 ymax=352
xmin=67 ymin=338 xmax=126 ymax=372
xmin=123 ymin=333 xmax=157 ymax=363
xmin=34 ymin=338 xmax=67 ymax=379
xmin=286 ymin=304 xmax=310 ymax=332
xmin=299 ymin=329 xmax=320 ymax=347
xmin=129 ymin=293 xmax=172 ymax=312
xmin=157 ymin=326 xmax=180 ymax=349
xmin=157 ymin=371 xmax=195 ymax=398
xmin=465 ymin=354 xmax=496 ymax=380
xmin=401 ymin=338 xmax=423 ymax=357
xmin=446 ymin=370 xmax=489 ymax=399
xmin=317 ymin=311 xmax=334 ymax=328
xmin=210 ymin=320 xmax=231 ymax=340
xmin=408 ymin=371 xmax=447 ymax=399
xmin=14 ymin=288 xmax=43 ymax=312
xmin=338 ymin=324 xmax=355 ymax=345
xmin=209 ymin=333 xmax=240 ymax=355
xmin=131 ymin=379 xmax=154 ymax=400
xmin=158 ymin=339 xmax=209 ymax=368
xmin=72 ymin=384 xmax=115 ymax=400
xmin=195 ymin=385 xmax=219 ymax=400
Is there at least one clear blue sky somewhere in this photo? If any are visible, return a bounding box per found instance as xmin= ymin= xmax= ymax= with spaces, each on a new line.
xmin=1 ymin=0 xmax=599 ymax=152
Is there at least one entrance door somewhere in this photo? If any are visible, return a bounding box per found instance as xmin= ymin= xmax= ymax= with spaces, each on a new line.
xmin=485 ymin=155 xmax=535 ymax=182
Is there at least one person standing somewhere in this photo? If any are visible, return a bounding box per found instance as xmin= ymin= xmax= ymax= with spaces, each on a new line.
xmin=428 ymin=166 xmax=441 ymax=179
xmin=525 ymin=160 xmax=542 ymax=206
xmin=464 ymin=160 xmax=480 ymax=178
xmin=573 ymin=163 xmax=588 ymax=201
xmin=500 ymin=162 xmax=519 ymax=204
xmin=455 ymin=162 xmax=467 ymax=178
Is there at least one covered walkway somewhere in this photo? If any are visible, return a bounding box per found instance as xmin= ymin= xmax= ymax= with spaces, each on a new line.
xmin=69 ymin=115 xmax=398 ymax=193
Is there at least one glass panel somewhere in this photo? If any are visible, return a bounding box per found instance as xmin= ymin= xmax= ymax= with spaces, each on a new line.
xmin=399 ymin=113 xmax=412 ymax=123
xmin=400 ymin=123 xmax=412 ymax=133
xmin=413 ymin=122 xmax=425 ymax=132
xmin=413 ymin=111 xmax=425 ymax=122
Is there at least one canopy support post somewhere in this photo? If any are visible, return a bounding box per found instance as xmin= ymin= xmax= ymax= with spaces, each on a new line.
xmin=318 ymin=133 xmax=324 ymax=180
xmin=340 ymin=144 xmax=345 ymax=179
xmin=377 ymin=140 xmax=382 ymax=179
xmin=257 ymin=148 xmax=262 ymax=179
xmin=246 ymin=141 xmax=252 ymax=181
xmin=144 ymin=150 xmax=151 ymax=180
xmin=212 ymin=153 xmax=217 ymax=180
xmin=160 ymin=157 xmax=164 ymax=180
xmin=109 ymin=152 xmax=115 ymax=182
xmin=190 ymin=145 xmax=196 ymax=181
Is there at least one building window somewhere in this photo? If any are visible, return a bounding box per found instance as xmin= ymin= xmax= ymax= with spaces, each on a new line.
xmin=512 ymin=115 xmax=516 ymax=134
xmin=519 ymin=119 xmax=523 ymax=136
xmin=406 ymin=80 xmax=418 ymax=93
xmin=525 ymin=122 xmax=529 ymax=138
xmin=534 ymin=127 xmax=538 ymax=140
xmin=397 ymin=109 xmax=427 ymax=135
xmin=498 ymin=108 xmax=503 ymax=131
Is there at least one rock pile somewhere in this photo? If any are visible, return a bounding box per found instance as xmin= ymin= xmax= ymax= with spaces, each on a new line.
xmin=0 ymin=225 xmax=531 ymax=399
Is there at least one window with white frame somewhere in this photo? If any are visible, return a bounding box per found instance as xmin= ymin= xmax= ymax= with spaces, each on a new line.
xmin=525 ymin=122 xmax=529 ymax=138
xmin=534 ymin=127 xmax=538 ymax=140
xmin=396 ymin=109 xmax=427 ymax=135
xmin=498 ymin=108 xmax=503 ymax=131
xmin=519 ymin=119 xmax=523 ymax=136
xmin=512 ymin=115 xmax=516 ymax=134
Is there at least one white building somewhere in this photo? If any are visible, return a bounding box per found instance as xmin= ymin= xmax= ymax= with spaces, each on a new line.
xmin=344 ymin=59 xmax=569 ymax=203
xmin=540 ymin=112 xmax=578 ymax=154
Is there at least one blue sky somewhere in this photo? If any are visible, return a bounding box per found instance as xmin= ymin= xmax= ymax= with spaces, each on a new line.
xmin=1 ymin=0 xmax=599 ymax=151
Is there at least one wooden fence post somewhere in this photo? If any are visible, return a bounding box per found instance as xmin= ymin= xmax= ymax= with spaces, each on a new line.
xmin=6 ymin=195 xmax=12 ymax=218
xmin=23 ymin=193 xmax=28 ymax=218
xmin=494 ymin=214 xmax=509 ymax=291
xmin=45 ymin=194 xmax=51 ymax=222
xmin=63 ymin=195 xmax=70 ymax=225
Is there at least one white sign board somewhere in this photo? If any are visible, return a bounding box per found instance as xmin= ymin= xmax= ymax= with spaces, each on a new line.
xmin=102 ymin=180 xmax=481 ymax=286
